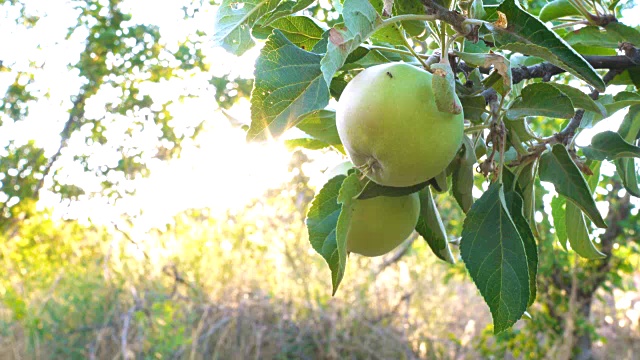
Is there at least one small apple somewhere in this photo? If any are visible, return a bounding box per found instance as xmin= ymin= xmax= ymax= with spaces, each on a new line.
xmin=336 ymin=62 xmax=464 ymax=187
xmin=346 ymin=192 xmax=420 ymax=257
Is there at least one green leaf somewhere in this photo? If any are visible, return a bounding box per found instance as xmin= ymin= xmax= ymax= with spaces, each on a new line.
xmin=452 ymin=136 xmax=476 ymax=213
xmin=565 ymin=201 xmax=605 ymax=259
xmin=393 ymin=0 xmax=428 ymax=36
xmin=415 ymin=187 xmax=456 ymax=264
xmin=460 ymin=95 xmax=487 ymax=124
xmin=295 ymin=110 xmax=342 ymax=146
xmin=260 ymin=0 xmax=315 ymax=25
xmin=320 ymin=0 xmax=381 ymax=87
xmin=518 ymin=160 xmax=538 ymax=238
xmin=213 ymin=0 xmax=277 ymax=55
xmin=485 ymin=0 xmax=605 ymax=91
xmin=505 ymin=118 xmax=537 ymax=142
xmin=618 ymin=105 xmax=640 ymax=142
xmin=564 ymin=26 xmax=623 ymax=49
xmin=616 ymin=105 xmax=640 ymax=197
xmin=551 ymin=196 xmax=568 ymax=250
xmin=284 ymin=137 xmax=331 ymax=150
xmin=432 ymin=61 xmax=463 ymax=114
xmin=430 ymin=170 xmax=449 ymax=194
xmin=538 ymin=0 xmax=579 ymax=22
xmin=503 ymin=191 xmax=538 ymax=307
xmin=582 ymin=131 xmax=640 ymax=161
xmin=605 ymin=22 xmax=640 ymax=47
xmin=587 ymin=160 xmax=602 ymax=193
xmin=506 ymin=83 xmax=574 ymax=120
xmin=616 ymin=158 xmax=640 ymax=197
xmin=549 ymin=83 xmax=606 ymax=115
xmin=605 ymin=92 xmax=640 ymax=115
xmin=248 ymin=30 xmax=330 ymax=141
xmin=538 ymin=144 xmax=607 ymax=228
xmin=356 ymin=179 xmax=428 ymax=200
xmin=460 ymin=183 xmax=530 ymax=334
xmin=335 ymin=173 xmax=365 ymax=294
xmin=579 ymin=95 xmax=614 ymax=129
xmin=306 ymin=175 xmax=346 ymax=292
xmin=253 ymin=16 xmax=326 ymax=51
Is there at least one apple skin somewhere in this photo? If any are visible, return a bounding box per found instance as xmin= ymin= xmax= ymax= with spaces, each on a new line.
xmin=346 ymin=192 xmax=420 ymax=257
xmin=336 ymin=62 xmax=464 ymax=187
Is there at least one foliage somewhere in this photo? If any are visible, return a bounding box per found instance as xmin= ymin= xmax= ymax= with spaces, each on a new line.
xmin=213 ymin=0 xmax=640 ymax=346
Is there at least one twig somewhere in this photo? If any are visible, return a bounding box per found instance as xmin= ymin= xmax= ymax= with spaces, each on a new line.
xmin=421 ymin=0 xmax=479 ymax=42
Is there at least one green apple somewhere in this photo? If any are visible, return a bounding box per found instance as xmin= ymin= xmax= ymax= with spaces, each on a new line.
xmin=336 ymin=62 xmax=464 ymax=187
xmin=346 ymin=192 xmax=420 ymax=257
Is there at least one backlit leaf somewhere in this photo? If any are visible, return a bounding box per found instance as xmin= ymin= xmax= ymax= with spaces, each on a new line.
xmin=248 ymin=30 xmax=330 ymax=141
xmin=538 ymin=144 xmax=607 ymax=228
xmin=461 ymin=183 xmax=530 ymax=334
xmin=320 ymin=0 xmax=381 ymax=87
xmin=306 ymin=175 xmax=346 ymax=292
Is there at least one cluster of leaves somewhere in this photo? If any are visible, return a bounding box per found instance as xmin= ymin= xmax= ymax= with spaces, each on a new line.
xmin=213 ymin=0 xmax=639 ymax=333
xmin=0 ymin=0 xmax=211 ymax=227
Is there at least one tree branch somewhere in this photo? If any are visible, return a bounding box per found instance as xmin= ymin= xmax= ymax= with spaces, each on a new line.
xmin=511 ymin=54 xmax=638 ymax=85
xmin=421 ymin=0 xmax=479 ymax=42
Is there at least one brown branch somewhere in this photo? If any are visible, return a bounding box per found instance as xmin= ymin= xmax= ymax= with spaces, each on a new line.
xmin=421 ymin=0 xmax=479 ymax=42
xmin=511 ymin=54 xmax=638 ymax=85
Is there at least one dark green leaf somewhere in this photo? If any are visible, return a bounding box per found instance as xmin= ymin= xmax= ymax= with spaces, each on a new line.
xmin=248 ymin=30 xmax=330 ymax=141
xmin=460 ymin=95 xmax=487 ymax=124
xmin=356 ymin=179 xmax=428 ymax=200
xmin=538 ymin=144 xmax=607 ymax=228
xmin=549 ymin=83 xmax=606 ymax=115
xmin=615 ymin=158 xmax=640 ymax=197
xmin=306 ymin=175 xmax=346 ymax=291
xmin=460 ymin=183 xmax=530 ymax=334
xmin=415 ymin=187 xmax=456 ymax=264
xmin=503 ymin=191 xmax=537 ymax=307
xmin=213 ymin=0 xmax=278 ymax=55
xmin=616 ymin=105 xmax=640 ymax=197
xmin=582 ymin=131 xmax=640 ymax=161
xmin=485 ymin=0 xmax=605 ymax=91
xmin=334 ymin=173 xmax=365 ymax=294
xmin=506 ymin=83 xmax=574 ymax=120
xmin=517 ymin=160 xmax=538 ymax=238
xmin=565 ymin=201 xmax=605 ymax=259
xmin=551 ymin=196 xmax=568 ymax=250
xmin=320 ymin=0 xmax=381 ymax=86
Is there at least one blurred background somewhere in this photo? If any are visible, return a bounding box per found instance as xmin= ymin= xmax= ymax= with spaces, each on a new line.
xmin=0 ymin=0 xmax=639 ymax=359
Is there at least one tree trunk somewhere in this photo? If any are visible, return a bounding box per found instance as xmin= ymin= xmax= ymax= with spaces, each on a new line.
xmin=573 ymin=300 xmax=594 ymax=360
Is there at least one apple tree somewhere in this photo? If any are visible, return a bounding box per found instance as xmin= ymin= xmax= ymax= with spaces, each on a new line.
xmin=213 ymin=0 xmax=640 ymax=337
